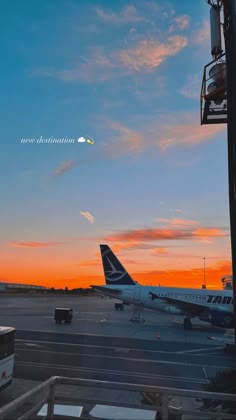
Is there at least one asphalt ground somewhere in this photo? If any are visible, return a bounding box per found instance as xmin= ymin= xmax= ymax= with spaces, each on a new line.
xmin=14 ymin=329 xmax=236 ymax=389
xmin=0 ymin=294 xmax=235 ymax=415
xmin=0 ymin=294 xmax=234 ymax=344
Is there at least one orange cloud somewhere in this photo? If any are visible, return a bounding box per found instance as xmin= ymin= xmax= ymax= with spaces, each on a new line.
xmin=193 ymin=228 xmax=226 ymax=238
xmin=158 ymin=114 xmax=225 ymax=151
xmin=10 ymin=241 xmax=61 ymax=248
xmin=118 ymin=36 xmax=187 ymax=72
xmin=105 ymin=226 xmax=227 ymax=242
xmin=152 ymin=247 xmax=169 ymax=255
xmin=102 ymin=112 xmax=225 ymax=159
xmin=103 ymin=121 xmax=145 ymax=156
xmin=0 ymin=242 xmax=231 ymax=290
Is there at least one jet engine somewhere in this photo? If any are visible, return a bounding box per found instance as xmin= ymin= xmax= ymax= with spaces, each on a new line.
xmin=208 ymin=310 xmax=234 ymax=328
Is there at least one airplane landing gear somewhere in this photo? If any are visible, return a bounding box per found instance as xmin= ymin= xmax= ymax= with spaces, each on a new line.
xmin=183 ymin=317 xmax=192 ymax=330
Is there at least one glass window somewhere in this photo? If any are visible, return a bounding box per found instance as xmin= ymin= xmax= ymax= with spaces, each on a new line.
xmin=0 ymin=331 xmax=15 ymax=359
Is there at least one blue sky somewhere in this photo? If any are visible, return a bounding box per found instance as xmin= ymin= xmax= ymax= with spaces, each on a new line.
xmin=0 ymin=0 xmax=231 ymax=288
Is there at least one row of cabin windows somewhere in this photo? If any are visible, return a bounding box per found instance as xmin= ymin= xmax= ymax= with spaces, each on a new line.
xmin=157 ymin=294 xmax=205 ymax=300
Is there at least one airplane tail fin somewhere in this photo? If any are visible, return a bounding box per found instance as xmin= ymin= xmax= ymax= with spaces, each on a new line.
xmin=100 ymin=244 xmax=136 ymax=285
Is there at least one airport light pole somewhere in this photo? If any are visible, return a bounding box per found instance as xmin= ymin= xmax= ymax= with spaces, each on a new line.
xmin=203 ymin=258 xmax=206 ymax=288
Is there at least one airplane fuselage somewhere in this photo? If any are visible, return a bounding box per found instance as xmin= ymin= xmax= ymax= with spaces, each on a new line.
xmin=97 ymin=244 xmax=234 ymax=328
xmin=103 ymin=285 xmax=234 ymax=327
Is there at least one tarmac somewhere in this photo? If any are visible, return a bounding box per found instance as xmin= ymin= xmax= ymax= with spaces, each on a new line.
xmin=0 ymin=294 xmax=234 ymax=418
xmin=0 ymin=294 xmax=233 ymax=344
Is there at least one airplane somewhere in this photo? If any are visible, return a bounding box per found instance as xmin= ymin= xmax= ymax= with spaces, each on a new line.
xmin=91 ymin=244 xmax=234 ymax=330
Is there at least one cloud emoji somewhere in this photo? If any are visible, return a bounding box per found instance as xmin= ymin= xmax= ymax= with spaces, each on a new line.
xmin=77 ymin=137 xmax=86 ymax=143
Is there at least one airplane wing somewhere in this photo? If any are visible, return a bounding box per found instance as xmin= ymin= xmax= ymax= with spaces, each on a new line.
xmin=90 ymin=285 xmax=122 ymax=296
xmin=148 ymin=292 xmax=211 ymax=317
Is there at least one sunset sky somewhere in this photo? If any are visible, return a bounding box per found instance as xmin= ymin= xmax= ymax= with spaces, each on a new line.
xmin=0 ymin=0 xmax=231 ymax=289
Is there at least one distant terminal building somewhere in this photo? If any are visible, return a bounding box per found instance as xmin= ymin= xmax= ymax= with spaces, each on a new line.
xmin=221 ymin=275 xmax=233 ymax=290
xmin=0 ymin=282 xmax=47 ymax=293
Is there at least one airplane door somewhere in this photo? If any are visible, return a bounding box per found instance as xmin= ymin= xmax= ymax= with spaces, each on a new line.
xmin=134 ymin=287 xmax=141 ymax=301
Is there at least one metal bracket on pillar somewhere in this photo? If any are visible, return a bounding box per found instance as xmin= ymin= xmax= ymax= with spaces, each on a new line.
xmin=200 ymin=54 xmax=227 ymax=124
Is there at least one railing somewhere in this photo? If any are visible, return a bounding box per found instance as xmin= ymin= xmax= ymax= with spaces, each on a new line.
xmin=0 ymin=376 xmax=236 ymax=420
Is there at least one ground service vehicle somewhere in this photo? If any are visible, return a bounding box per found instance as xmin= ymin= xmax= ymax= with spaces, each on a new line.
xmin=114 ymin=302 xmax=124 ymax=310
xmin=54 ymin=308 xmax=73 ymax=324
xmin=0 ymin=327 xmax=15 ymax=391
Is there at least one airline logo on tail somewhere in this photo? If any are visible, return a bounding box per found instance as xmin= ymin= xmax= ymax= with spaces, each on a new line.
xmin=104 ymin=257 xmax=126 ymax=282
xmin=100 ymin=244 xmax=136 ymax=285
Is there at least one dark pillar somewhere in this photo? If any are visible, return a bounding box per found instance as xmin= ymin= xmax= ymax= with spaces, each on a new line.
xmin=223 ymin=0 xmax=236 ymax=342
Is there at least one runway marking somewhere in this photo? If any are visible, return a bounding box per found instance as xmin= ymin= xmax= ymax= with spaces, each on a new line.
xmin=114 ymin=348 xmax=130 ymax=353
xmin=15 ymin=338 xmax=224 ymax=358
xmin=15 ymin=339 xmax=175 ymax=354
xmin=192 ymin=350 xmax=226 ymax=357
xmin=29 ymin=317 xmax=136 ymax=323
xmin=23 ymin=343 xmax=42 ymax=347
xmin=176 ymin=346 xmax=224 ymax=354
xmin=15 ymin=348 xmax=227 ymax=371
xmin=15 ymin=361 xmax=208 ymax=385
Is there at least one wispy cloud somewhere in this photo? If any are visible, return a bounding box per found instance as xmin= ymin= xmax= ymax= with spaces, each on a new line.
xmin=54 ymin=160 xmax=77 ymax=176
xmin=32 ymin=35 xmax=187 ymax=83
xmin=169 ymin=208 xmax=183 ymax=214
xmin=94 ymin=5 xmax=143 ymax=24
xmin=105 ymin=242 xmax=160 ymax=254
xmin=174 ymin=15 xmax=190 ymax=30
xmin=155 ymin=218 xmax=199 ymax=227
xmin=80 ymin=211 xmax=95 ymax=224
xmin=11 ymin=241 xmax=61 ymax=248
xmin=169 ymin=15 xmax=190 ymax=33
xmin=191 ymin=20 xmax=210 ymax=45
xmin=30 ymin=49 xmax=116 ymax=83
xmin=172 ymin=219 xmax=199 ymax=227
xmin=104 ymin=112 xmax=225 ymax=157
xmin=179 ymin=74 xmax=202 ymax=100
xmin=47 ymin=113 xmax=225 ymax=176
xmin=155 ymin=218 xmax=170 ymax=224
